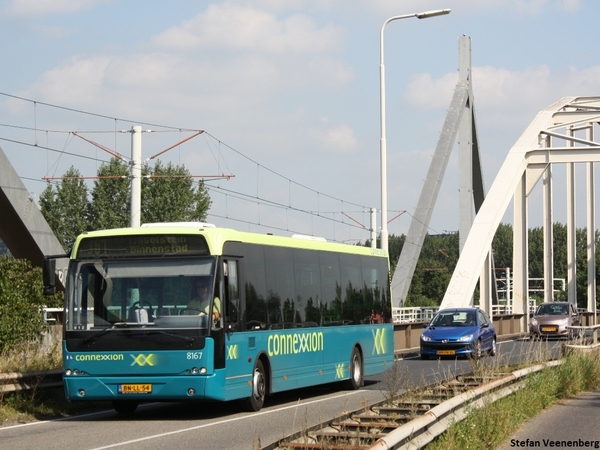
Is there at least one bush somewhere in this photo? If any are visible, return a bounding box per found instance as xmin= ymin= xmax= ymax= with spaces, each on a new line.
xmin=0 ymin=255 xmax=63 ymax=352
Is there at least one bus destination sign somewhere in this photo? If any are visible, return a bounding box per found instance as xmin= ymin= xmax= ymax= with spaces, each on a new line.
xmin=76 ymin=234 xmax=210 ymax=259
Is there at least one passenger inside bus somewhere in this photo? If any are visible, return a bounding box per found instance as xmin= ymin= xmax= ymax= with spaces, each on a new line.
xmin=184 ymin=277 xmax=221 ymax=321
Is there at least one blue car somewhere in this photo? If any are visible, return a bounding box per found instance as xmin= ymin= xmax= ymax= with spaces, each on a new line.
xmin=420 ymin=308 xmax=496 ymax=359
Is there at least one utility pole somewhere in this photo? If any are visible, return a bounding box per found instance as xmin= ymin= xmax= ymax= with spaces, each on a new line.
xmin=370 ymin=207 xmax=377 ymax=249
xmin=130 ymin=125 xmax=142 ymax=228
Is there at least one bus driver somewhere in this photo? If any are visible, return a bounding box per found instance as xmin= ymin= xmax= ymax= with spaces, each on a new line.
xmin=184 ymin=278 xmax=221 ymax=321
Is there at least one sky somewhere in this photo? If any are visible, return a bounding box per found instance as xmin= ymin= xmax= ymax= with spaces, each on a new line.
xmin=1 ymin=0 xmax=599 ymax=245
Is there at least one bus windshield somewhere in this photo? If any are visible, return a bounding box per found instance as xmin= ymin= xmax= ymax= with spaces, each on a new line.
xmin=65 ymin=257 xmax=216 ymax=331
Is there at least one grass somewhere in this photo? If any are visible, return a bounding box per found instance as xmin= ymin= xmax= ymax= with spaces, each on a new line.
xmin=0 ymin=328 xmax=111 ymax=424
xmin=0 ymin=387 xmax=112 ymax=425
xmin=0 ymin=329 xmax=62 ymax=374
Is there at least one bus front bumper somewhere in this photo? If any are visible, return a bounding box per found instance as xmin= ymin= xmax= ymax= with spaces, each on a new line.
xmin=63 ymin=375 xmax=224 ymax=402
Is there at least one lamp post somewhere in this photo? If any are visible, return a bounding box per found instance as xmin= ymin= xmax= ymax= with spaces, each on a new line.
xmin=379 ymin=9 xmax=451 ymax=253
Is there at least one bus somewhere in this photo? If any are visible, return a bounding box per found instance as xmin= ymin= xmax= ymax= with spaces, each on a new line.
xmin=43 ymin=223 xmax=394 ymax=414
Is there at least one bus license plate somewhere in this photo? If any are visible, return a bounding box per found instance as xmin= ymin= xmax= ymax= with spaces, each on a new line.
xmin=119 ymin=384 xmax=152 ymax=394
xmin=437 ymin=350 xmax=455 ymax=355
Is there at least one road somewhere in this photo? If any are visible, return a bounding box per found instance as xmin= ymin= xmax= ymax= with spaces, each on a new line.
xmin=497 ymin=389 xmax=600 ymax=450
xmin=0 ymin=339 xmax=558 ymax=450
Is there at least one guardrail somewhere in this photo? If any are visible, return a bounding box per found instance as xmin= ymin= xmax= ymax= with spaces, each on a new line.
xmin=564 ymin=324 xmax=600 ymax=352
xmin=0 ymin=370 xmax=63 ymax=394
xmin=369 ymin=360 xmax=563 ymax=450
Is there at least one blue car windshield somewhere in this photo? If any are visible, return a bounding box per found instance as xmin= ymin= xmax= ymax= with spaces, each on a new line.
xmin=431 ymin=311 xmax=475 ymax=327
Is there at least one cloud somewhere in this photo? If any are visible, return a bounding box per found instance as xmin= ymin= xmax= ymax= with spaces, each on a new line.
xmin=310 ymin=122 xmax=360 ymax=153
xmin=509 ymin=0 xmax=583 ymax=16
xmin=555 ymin=0 xmax=582 ymax=13
xmin=362 ymin=0 xmax=583 ymax=17
xmin=153 ymin=3 xmax=345 ymax=54
xmin=404 ymin=72 xmax=457 ymax=110
xmin=16 ymin=1 xmax=354 ymax=126
xmin=404 ymin=64 xmax=600 ymax=136
xmin=3 ymin=0 xmax=103 ymax=16
xmin=26 ymin=55 xmax=111 ymax=106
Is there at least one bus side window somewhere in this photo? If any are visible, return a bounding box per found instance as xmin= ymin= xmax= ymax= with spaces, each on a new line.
xmin=225 ymin=260 xmax=240 ymax=326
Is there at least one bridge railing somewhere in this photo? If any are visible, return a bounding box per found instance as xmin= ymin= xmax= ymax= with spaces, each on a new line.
xmin=392 ymin=300 xmax=539 ymax=324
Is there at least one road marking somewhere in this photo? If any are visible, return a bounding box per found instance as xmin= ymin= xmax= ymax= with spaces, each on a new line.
xmin=0 ymin=390 xmax=371 ymax=447
xmin=87 ymin=390 xmax=370 ymax=450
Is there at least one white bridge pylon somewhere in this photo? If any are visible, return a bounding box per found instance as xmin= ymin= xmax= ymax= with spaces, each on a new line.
xmin=441 ymin=96 xmax=600 ymax=322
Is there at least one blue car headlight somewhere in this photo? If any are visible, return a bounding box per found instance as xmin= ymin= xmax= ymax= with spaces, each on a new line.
xmin=458 ymin=334 xmax=474 ymax=342
xmin=421 ymin=335 xmax=432 ymax=342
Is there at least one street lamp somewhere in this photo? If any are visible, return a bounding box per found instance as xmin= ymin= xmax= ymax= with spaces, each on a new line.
xmin=379 ymin=9 xmax=451 ymax=253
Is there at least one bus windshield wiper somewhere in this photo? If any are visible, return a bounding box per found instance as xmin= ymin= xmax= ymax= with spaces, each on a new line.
xmin=81 ymin=324 xmax=124 ymax=346
xmin=81 ymin=322 xmax=145 ymax=346
xmin=142 ymin=330 xmax=195 ymax=343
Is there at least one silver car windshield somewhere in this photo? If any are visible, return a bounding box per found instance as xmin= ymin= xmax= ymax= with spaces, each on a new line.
xmin=535 ymin=304 xmax=569 ymax=316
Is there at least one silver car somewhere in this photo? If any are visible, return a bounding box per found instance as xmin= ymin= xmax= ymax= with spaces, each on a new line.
xmin=529 ymin=302 xmax=581 ymax=340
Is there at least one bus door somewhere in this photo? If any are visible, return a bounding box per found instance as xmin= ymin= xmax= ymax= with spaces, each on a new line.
xmin=223 ymin=259 xmax=240 ymax=329
xmin=222 ymin=259 xmax=252 ymax=398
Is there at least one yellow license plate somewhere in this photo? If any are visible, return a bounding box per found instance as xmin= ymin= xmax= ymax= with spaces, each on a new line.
xmin=541 ymin=327 xmax=557 ymax=332
xmin=437 ymin=350 xmax=455 ymax=355
xmin=119 ymin=384 xmax=152 ymax=394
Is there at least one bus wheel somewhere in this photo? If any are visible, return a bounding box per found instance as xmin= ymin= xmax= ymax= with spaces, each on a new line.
xmin=244 ymin=359 xmax=266 ymax=412
xmin=343 ymin=347 xmax=363 ymax=390
xmin=112 ymin=400 xmax=138 ymax=415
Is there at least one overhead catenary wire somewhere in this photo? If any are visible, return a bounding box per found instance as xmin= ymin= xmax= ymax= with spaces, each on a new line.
xmin=0 ymin=91 xmax=425 ymax=239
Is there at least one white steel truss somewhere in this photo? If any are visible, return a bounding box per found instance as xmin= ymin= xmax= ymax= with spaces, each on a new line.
xmin=441 ymin=96 xmax=600 ymax=327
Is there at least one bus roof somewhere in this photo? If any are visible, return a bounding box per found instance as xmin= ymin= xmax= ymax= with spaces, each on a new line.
xmin=72 ymin=223 xmax=388 ymax=258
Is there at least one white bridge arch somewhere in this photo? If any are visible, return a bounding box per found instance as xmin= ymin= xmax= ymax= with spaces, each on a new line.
xmin=441 ymin=96 xmax=600 ymax=325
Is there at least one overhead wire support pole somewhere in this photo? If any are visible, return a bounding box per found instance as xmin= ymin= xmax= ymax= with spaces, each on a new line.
xmin=130 ymin=125 xmax=142 ymax=228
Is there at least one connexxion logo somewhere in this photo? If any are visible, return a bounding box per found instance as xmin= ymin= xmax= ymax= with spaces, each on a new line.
xmin=267 ymin=331 xmax=324 ymax=357
xmin=73 ymin=354 xmax=124 ymax=362
xmin=228 ymin=344 xmax=239 ymax=360
xmin=70 ymin=353 xmax=167 ymax=366
xmin=130 ymin=353 xmax=156 ymax=367
xmin=372 ymin=328 xmax=387 ymax=355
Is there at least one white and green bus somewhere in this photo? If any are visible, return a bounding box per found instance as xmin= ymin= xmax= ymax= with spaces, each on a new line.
xmin=44 ymin=223 xmax=393 ymax=414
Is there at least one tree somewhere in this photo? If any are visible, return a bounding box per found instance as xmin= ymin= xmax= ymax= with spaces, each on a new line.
xmin=40 ymin=159 xmax=212 ymax=246
xmin=401 ymin=232 xmax=458 ymax=306
xmin=491 ymin=223 xmax=513 ymax=270
xmin=88 ymin=158 xmax=130 ymax=230
xmin=387 ymin=234 xmax=405 ymax=274
xmin=0 ymin=255 xmax=62 ymax=351
xmin=141 ymin=160 xmax=212 ymax=223
xmin=39 ymin=166 xmax=89 ymax=251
